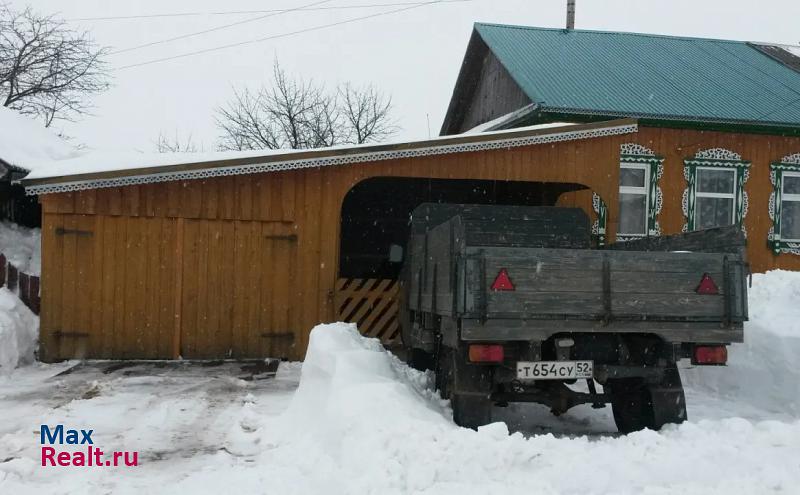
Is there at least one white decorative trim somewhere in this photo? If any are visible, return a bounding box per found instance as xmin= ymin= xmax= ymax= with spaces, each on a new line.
xmin=681 ymin=188 xmax=689 ymax=217
xmin=768 ymin=191 xmax=776 ymax=222
xmin=25 ymin=123 xmax=638 ymax=195
xmin=654 ymin=187 xmax=663 ymax=216
xmin=620 ymin=143 xmax=655 ymax=156
xmin=781 ymin=153 xmax=800 ymax=165
xmin=694 ymin=148 xmax=742 ymax=161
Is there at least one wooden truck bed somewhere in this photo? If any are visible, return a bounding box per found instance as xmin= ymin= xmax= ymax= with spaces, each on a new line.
xmin=406 ymin=204 xmax=747 ymax=345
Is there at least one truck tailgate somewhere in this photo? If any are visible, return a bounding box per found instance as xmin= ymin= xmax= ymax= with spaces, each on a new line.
xmin=460 ymin=247 xmax=748 ymax=323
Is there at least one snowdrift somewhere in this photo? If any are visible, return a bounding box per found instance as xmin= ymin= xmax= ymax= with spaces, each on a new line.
xmin=682 ymin=270 xmax=800 ymax=417
xmin=256 ymin=276 xmax=800 ymax=494
xmin=0 ymin=288 xmax=38 ymax=372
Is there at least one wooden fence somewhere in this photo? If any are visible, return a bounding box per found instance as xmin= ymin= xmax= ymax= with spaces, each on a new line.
xmin=0 ymin=253 xmax=40 ymax=314
xmin=334 ymin=278 xmax=401 ymax=343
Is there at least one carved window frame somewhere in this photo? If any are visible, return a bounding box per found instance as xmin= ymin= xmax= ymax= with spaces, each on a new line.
xmin=768 ymin=153 xmax=800 ymax=256
xmin=617 ymin=143 xmax=664 ymax=242
xmin=682 ymin=148 xmax=750 ymax=236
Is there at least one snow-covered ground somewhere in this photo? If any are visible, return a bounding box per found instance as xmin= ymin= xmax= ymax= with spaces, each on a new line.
xmin=1 ymin=271 xmax=799 ymax=494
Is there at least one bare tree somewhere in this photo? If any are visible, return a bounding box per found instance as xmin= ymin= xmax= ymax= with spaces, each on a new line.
xmin=155 ymin=131 xmax=202 ymax=153
xmin=216 ymin=61 xmax=396 ymax=151
xmin=339 ymin=83 xmax=397 ymax=144
xmin=0 ymin=4 xmax=110 ymax=127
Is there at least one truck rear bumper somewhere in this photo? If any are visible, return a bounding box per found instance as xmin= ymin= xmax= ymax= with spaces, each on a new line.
xmin=460 ymin=318 xmax=744 ymax=344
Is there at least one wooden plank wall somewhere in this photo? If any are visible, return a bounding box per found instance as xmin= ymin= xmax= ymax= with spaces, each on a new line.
xmin=38 ymin=126 xmax=800 ymax=361
xmin=631 ymin=127 xmax=800 ymax=273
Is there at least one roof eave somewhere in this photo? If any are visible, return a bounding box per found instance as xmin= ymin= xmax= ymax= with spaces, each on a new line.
xmin=23 ymin=119 xmax=639 ymax=195
xmin=534 ymin=106 xmax=800 ymax=134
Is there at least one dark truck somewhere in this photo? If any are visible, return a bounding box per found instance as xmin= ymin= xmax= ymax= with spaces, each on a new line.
xmin=400 ymin=204 xmax=748 ymax=433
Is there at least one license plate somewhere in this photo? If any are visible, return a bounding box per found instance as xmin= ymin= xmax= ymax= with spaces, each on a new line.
xmin=516 ymin=360 xmax=593 ymax=380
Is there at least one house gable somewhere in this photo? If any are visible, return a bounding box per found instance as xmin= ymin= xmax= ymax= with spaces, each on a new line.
xmin=440 ymin=32 xmax=531 ymax=135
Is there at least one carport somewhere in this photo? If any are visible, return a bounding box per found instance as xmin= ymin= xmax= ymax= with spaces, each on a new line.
xmin=22 ymin=119 xmax=637 ymax=361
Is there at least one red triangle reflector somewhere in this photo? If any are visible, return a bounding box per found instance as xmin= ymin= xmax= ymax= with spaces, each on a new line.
xmin=696 ymin=273 xmax=719 ymax=295
xmin=491 ymin=268 xmax=515 ymax=291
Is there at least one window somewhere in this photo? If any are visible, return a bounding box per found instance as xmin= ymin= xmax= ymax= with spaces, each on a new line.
xmin=782 ymin=173 xmax=800 ymax=241
xmin=694 ymin=167 xmax=736 ymax=229
xmin=683 ymin=148 xmax=750 ymax=234
xmin=619 ymin=163 xmax=649 ymax=236
xmin=615 ymin=143 xmax=664 ymax=243
xmin=768 ymin=157 xmax=800 ymax=255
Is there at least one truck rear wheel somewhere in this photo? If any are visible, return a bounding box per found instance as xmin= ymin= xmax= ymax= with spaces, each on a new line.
xmin=406 ymin=348 xmax=434 ymax=372
xmin=608 ymin=366 xmax=687 ymax=434
xmin=435 ymin=346 xmax=493 ymax=429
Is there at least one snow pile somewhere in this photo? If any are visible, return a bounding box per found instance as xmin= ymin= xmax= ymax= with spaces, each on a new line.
xmin=224 ymin=321 xmax=800 ymax=494
xmin=0 ymin=288 xmax=38 ymax=372
xmin=682 ymin=270 xmax=800 ymax=417
xmin=0 ymin=221 xmax=41 ymax=275
xmin=0 ymin=107 xmax=78 ymax=170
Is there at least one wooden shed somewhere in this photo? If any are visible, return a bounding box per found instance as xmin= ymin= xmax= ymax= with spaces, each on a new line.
xmin=21 ymin=118 xmax=800 ymax=362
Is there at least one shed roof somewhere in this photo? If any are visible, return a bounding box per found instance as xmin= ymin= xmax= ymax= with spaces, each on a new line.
xmin=22 ymin=119 xmax=637 ymax=195
xmin=452 ymin=23 xmax=800 ymax=130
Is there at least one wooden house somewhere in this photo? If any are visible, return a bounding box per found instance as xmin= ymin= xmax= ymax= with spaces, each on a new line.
xmin=21 ymin=25 xmax=800 ymax=362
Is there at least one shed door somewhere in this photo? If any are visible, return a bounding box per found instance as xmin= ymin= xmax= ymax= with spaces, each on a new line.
xmin=40 ymin=214 xmax=179 ymax=361
xmin=179 ymin=219 xmax=296 ymax=359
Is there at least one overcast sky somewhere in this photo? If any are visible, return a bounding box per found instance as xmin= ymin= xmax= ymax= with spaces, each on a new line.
xmin=11 ymin=0 xmax=800 ymax=152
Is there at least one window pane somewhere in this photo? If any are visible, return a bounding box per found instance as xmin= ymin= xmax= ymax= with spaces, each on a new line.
xmin=696 ymin=196 xmax=734 ymax=229
xmin=784 ymin=175 xmax=800 ymax=195
xmin=781 ymin=201 xmax=800 ymax=240
xmin=697 ymin=168 xmax=735 ymax=194
xmin=619 ymin=193 xmax=647 ymax=235
xmin=620 ymin=168 xmax=646 ymax=187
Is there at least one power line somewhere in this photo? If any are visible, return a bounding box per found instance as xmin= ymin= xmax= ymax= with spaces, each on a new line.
xmin=68 ymin=0 xmax=469 ymax=22
xmin=115 ymin=0 xmax=448 ymax=71
xmin=109 ymin=0 xmax=333 ymax=55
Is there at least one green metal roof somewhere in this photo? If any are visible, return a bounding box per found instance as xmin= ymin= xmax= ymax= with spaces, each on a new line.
xmin=474 ymin=23 xmax=800 ymax=128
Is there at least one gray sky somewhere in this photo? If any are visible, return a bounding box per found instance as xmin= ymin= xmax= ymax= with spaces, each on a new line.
xmin=11 ymin=0 xmax=800 ymax=152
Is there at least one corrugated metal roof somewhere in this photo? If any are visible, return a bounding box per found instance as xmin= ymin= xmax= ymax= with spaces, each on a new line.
xmin=474 ymin=23 xmax=800 ymax=128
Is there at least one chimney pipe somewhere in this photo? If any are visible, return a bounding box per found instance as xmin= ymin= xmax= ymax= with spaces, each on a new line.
xmin=566 ymin=0 xmax=575 ymax=29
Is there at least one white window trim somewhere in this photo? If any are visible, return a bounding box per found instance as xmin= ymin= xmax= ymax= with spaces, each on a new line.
xmin=782 ymin=171 xmax=800 ymax=242
xmin=618 ymin=162 xmax=649 ymax=237
xmin=694 ymin=166 xmax=737 ymax=227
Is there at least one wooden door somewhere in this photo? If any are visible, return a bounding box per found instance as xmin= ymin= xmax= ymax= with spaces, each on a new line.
xmin=179 ymin=219 xmax=297 ymax=359
xmin=40 ymin=214 xmax=179 ymax=361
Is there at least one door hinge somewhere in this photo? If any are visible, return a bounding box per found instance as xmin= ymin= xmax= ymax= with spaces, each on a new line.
xmin=55 ymin=228 xmax=93 ymax=237
xmin=264 ymin=234 xmax=297 ymax=241
xmin=260 ymin=332 xmax=295 ymax=340
xmin=53 ymin=330 xmax=90 ymax=338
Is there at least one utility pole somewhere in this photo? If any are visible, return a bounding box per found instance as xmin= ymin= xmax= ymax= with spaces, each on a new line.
xmin=566 ymin=0 xmax=576 ymax=29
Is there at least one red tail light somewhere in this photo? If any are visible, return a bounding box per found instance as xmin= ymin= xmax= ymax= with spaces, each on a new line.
xmin=693 ymin=345 xmax=727 ymax=365
xmin=696 ymin=273 xmax=719 ymax=295
xmin=491 ymin=268 xmax=515 ymax=291
xmin=468 ymin=344 xmax=504 ymax=363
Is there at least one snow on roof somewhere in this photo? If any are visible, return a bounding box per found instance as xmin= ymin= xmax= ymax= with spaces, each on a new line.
xmin=0 ymin=107 xmax=78 ymax=172
xmin=22 ymin=119 xmax=638 ymax=195
xmin=779 ymin=44 xmax=800 ymax=59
